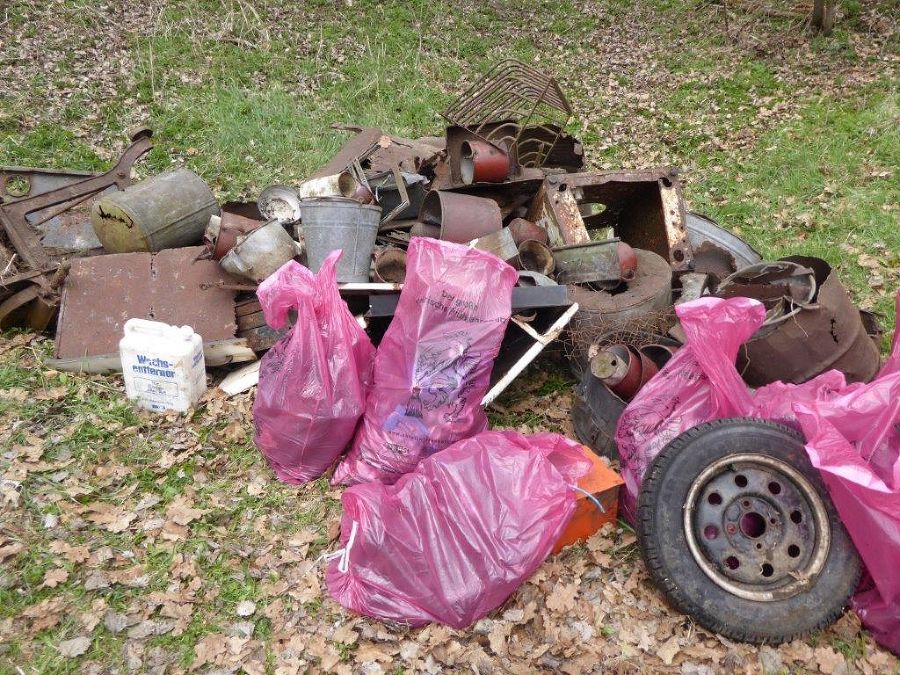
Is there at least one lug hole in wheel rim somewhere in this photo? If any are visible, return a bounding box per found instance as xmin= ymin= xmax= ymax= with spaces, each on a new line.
xmin=740 ymin=512 xmax=767 ymax=538
xmin=761 ymin=563 xmax=774 ymax=577
xmin=725 ymin=556 xmax=740 ymax=570
xmin=788 ymin=544 xmax=800 ymax=558
xmin=708 ymin=492 xmax=722 ymax=506
xmin=790 ymin=510 xmax=803 ymax=524
xmin=756 ymin=543 xmax=762 ymax=549
xmin=703 ymin=525 xmax=718 ymax=540
xmin=770 ymin=518 xmax=777 ymax=524
xmin=768 ymin=481 xmax=782 ymax=494
xmin=735 ymin=474 xmax=748 ymax=487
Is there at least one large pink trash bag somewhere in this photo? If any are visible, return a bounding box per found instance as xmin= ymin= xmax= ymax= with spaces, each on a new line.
xmin=332 ymin=237 xmax=518 ymax=486
xmin=616 ymin=291 xmax=900 ymax=654
xmin=794 ymin=297 xmax=900 ymax=656
xmin=614 ymin=296 xmax=764 ymax=519
xmin=252 ymin=252 xmax=374 ymax=484
xmin=326 ymin=431 xmax=591 ymax=628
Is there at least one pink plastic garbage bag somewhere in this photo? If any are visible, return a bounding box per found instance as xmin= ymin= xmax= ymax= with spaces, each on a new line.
xmin=614 ymin=296 xmax=764 ymax=519
xmin=253 ymin=252 xmax=374 ymax=484
xmin=794 ymin=303 xmax=900 ymax=655
xmin=333 ymin=237 xmax=518 ymax=486
xmin=326 ymin=431 xmax=591 ymax=628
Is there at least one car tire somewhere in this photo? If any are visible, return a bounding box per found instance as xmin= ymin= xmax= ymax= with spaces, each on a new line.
xmin=637 ymin=417 xmax=861 ymax=643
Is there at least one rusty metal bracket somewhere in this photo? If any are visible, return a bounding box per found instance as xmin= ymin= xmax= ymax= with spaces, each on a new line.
xmin=0 ymin=128 xmax=153 ymax=271
xmin=379 ymin=165 xmax=409 ymax=225
xmin=0 ymin=129 xmax=153 ymax=329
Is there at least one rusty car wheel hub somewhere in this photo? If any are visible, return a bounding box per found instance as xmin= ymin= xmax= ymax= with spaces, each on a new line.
xmin=683 ymin=453 xmax=830 ymax=602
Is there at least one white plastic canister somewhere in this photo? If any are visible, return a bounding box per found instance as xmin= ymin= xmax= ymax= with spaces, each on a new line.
xmin=119 ymin=319 xmax=207 ymax=412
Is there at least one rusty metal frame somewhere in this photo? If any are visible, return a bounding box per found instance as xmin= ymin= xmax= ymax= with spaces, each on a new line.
xmin=527 ymin=169 xmax=693 ymax=271
xmin=442 ymin=60 xmax=574 ymax=169
xmin=0 ymin=129 xmax=152 ymax=271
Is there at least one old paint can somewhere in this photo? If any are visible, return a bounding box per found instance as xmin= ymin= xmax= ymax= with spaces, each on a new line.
xmin=460 ymin=139 xmax=510 ymax=184
xmin=91 ymin=168 xmax=218 ymax=253
xmin=419 ymin=190 xmax=502 ymax=243
xmin=301 ymin=198 xmax=382 ymax=283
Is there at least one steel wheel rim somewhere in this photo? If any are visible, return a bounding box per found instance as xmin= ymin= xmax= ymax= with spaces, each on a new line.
xmin=683 ymin=453 xmax=830 ymax=602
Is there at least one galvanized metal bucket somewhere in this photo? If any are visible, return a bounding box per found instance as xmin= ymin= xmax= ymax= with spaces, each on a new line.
xmin=301 ymin=198 xmax=382 ymax=283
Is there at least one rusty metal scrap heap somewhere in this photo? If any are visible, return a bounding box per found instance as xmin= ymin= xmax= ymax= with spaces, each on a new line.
xmin=0 ymin=60 xmax=882 ymax=395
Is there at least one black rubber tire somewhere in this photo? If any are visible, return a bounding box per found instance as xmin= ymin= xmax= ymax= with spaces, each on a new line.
xmin=637 ymin=417 xmax=861 ymax=644
xmin=571 ymin=369 xmax=626 ymax=460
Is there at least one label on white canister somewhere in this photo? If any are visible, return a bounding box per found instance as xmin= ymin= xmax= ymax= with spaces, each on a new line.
xmin=119 ymin=319 xmax=207 ymax=412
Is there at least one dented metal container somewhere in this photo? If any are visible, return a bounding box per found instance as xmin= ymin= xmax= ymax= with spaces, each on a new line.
xmin=91 ymin=169 xmax=218 ymax=253
xmin=737 ymin=256 xmax=881 ymax=386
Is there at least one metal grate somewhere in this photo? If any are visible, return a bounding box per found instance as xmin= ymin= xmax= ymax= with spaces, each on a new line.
xmin=442 ymin=59 xmax=574 ymax=169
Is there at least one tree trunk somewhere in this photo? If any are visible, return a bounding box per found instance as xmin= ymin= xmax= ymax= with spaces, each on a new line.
xmin=810 ymin=0 xmax=837 ymax=36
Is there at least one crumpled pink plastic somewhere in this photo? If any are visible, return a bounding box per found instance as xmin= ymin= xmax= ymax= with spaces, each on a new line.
xmin=326 ymin=431 xmax=591 ymax=628
xmin=615 ymin=291 xmax=900 ymax=654
xmin=252 ymin=252 xmax=374 ymax=484
xmin=333 ymin=237 xmax=518 ymax=486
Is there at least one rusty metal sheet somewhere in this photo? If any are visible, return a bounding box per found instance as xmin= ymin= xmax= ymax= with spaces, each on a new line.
xmin=312 ymin=125 xmax=443 ymax=179
xmin=55 ymin=246 xmax=238 ymax=359
xmin=528 ymin=169 xmax=692 ymax=270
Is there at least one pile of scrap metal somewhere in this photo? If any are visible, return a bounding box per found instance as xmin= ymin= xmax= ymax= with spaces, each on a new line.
xmin=0 ymin=60 xmax=882 ymax=411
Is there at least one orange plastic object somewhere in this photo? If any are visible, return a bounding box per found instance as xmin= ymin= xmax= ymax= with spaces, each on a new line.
xmin=553 ymin=446 xmax=624 ymax=553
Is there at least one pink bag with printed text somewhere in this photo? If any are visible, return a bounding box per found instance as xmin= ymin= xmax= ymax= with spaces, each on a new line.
xmin=253 ymin=253 xmax=374 ymax=484
xmin=332 ymin=237 xmax=518 ymax=486
xmin=615 ymin=292 xmax=900 ymax=654
xmin=326 ymin=431 xmax=591 ymax=628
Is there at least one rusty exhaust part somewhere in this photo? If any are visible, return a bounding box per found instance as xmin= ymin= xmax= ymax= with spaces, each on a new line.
xmin=297 ymin=171 xmax=374 ymax=204
xmin=552 ymin=240 xmax=637 ymax=286
xmin=419 ymin=190 xmax=502 ymax=243
xmin=460 ymin=140 xmax=510 ymax=184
